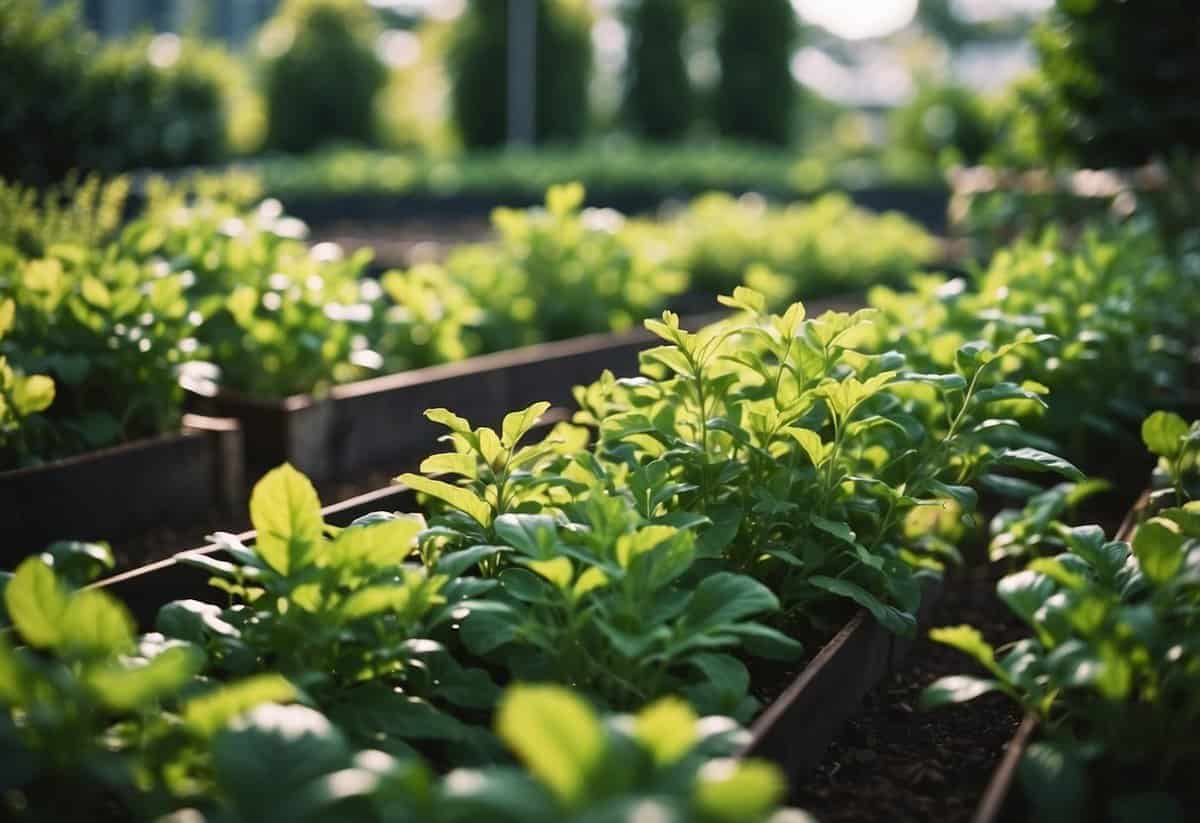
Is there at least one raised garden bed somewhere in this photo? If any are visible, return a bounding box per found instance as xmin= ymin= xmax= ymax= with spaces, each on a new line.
xmin=184 ymin=294 xmax=864 ymax=485
xmin=0 ymin=414 xmax=243 ymax=569
xmin=276 ymin=185 xmax=952 ymax=235
xmin=94 ymin=476 xmax=943 ymax=788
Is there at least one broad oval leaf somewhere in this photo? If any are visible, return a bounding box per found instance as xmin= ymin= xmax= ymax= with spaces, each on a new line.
xmin=398 ymin=474 xmax=493 ymax=528
xmin=496 ymin=685 xmax=604 ymax=808
xmin=4 ymin=559 xmax=68 ymax=649
xmin=249 ymin=464 xmax=324 ymax=575
xmin=1141 ymin=411 xmax=1188 ymax=459
xmin=1132 ymin=517 xmax=1184 ymax=584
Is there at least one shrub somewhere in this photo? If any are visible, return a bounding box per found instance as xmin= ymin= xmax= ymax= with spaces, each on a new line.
xmin=890 ymin=82 xmax=993 ymax=169
xmin=1035 ymin=0 xmax=1200 ymax=168
xmin=82 ymin=35 xmax=242 ymax=171
xmin=713 ymin=0 xmax=798 ymax=146
xmin=259 ymin=0 xmax=387 ymax=153
xmin=448 ymin=0 xmax=593 ymax=148
xmin=0 ymin=1 xmax=246 ymax=182
xmin=623 ymin=0 xmax=693 ymax=141
xmin=0 ymin=0 xmax=94 ymax=185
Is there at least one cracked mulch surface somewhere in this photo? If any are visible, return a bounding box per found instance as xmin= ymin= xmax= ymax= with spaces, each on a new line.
xmin=793 ymin=568 xmax=1025 ymax=822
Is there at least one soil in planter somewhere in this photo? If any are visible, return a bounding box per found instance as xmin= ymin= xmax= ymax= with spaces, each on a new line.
xmin=791 ymin=568 xmax=1025 ymax=823
xmin=742 ymin=604 xmax=858 ymax=710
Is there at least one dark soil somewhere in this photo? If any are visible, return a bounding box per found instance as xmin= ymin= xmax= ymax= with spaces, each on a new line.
xmin=791 ymin=567 xmax=1027 ymax=823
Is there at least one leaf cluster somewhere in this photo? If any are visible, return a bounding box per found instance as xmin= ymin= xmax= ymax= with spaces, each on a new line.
xmin=924 ymin=411 xmax=1200 ymax=821
xmin=0 ymin=463 xmax=807 ymax=822
xmin=868 ymin=219 xmax=1200 ymax=471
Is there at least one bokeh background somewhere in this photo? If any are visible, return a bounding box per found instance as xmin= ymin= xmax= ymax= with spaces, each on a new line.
xmin=10 ymin=0 xmax=1190 ymax=191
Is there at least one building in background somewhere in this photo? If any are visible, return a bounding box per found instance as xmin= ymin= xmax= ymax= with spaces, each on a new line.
xmin=54 ymin=0 xmax=281 ymax=44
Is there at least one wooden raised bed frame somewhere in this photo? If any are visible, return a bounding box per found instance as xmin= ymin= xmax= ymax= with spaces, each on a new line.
xmin=0 ymin=414 xmax=243 ymax=569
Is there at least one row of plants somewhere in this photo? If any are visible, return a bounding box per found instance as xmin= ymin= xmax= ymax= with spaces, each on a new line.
xmin=0 ymin=284 xmax=1080 ymax=818
xmin=248 ymin=141 xmax=941 ymax=204
xmin=0 ymin=174 xmax=935 ymax=469
xmin=923 ymin=411 xmax=1200 ymax=820
xmin=866 ymin=215 xmax=1200 ymax=475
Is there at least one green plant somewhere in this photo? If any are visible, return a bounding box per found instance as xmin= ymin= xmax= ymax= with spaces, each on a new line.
xmin=922 ymin=413 xmax=1200 ymax=821
xmin=623 ymin=0 xmax=693 ymax=141
xmin=82 ymin=35 xmax=242 ymax=171
xmin=890 ymin=82 xmax=993 ymax=170
xmin=0 ymin=298 xmax=55 ymax=468
xmin=437 ymin=183 xmax=687 ymax=349
xmin=168 ymin=464 xmax=499 ymax=761
xmin=0 ymin=554 xmax=302 ymax=820
xmin=0 ymin=220 xmax=200 ymax=467
xmin=259 ymin=0 xmax=387 ymax=153
xmin=573 ymin=289 xmax=1079 ymax=634
xmin=0 ymin=471 xmax=811 ymax=821
xmin=250 ymin=140 xmax=939 ymax=202
xmin=448 ymin=0 xmax=593 ymax=148
xmin=867 ymin=219 xmax=1200 ymax=472
xmin=0 ymin=0 xmax=94 ymax=185
xmin=398 ymin=403 xmax=802 ymax=716
xmin=1142 ymin=410 xmax=1200 ymax=504
xmin=640 ymin=191 xmax=938 ymax=305
xmin=713 ymin=0 xmax=798 ymax=146
xmin=434 ymin=685 xmax=812 ymax=823
xmin=0 ymin=175 xmax=129 ymax=259
xmin=122 ymin=179 xmax=381 ymax=398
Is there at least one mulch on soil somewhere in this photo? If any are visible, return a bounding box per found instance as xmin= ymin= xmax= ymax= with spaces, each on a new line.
xmin=792 ymin=569 xmax=1026 ymax=823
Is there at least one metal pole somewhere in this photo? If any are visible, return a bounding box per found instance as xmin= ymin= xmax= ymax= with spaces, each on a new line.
xmin=506 ymin=0 xmax=538 ymax=146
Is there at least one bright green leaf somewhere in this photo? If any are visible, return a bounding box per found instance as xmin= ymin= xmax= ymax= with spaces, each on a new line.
xmin=249 ymin=464 xmax=324 ymax=576
xmin=634 ymin=697 xmax=698 ymax=766
xmin=1141 ymin=411 xmax=1188 ymax=459
xmin=496 ymin=685 xmax=604 ymax=808
xmin=398 ymin=474 xmax=492 ymax=528
xmin=4 ymin=559 xmax=68 ymax=649
xmin=1132 ymin=518 xmax=1184 ymax=584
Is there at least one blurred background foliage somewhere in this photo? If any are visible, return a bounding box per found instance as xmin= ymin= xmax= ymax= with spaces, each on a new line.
xmin=3 ymin=0 xmax=1198 ymax=188
xmin=259 ymin=0 xmax=388 ymax=153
